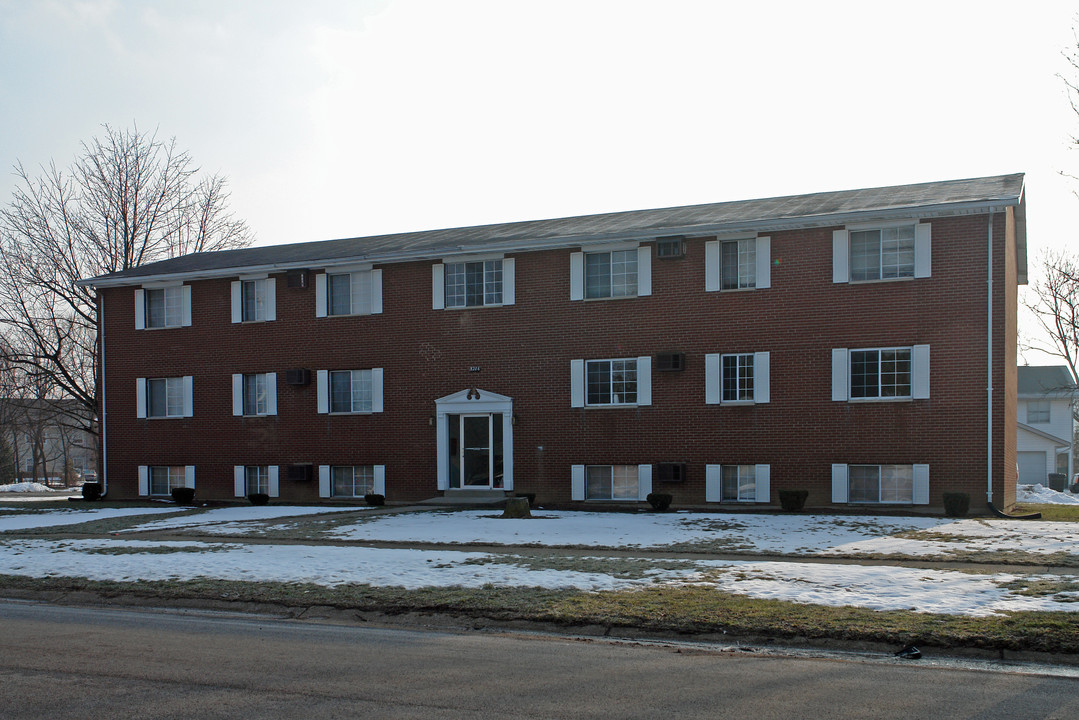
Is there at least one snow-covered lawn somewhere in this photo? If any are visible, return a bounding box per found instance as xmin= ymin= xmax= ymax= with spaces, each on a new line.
xmin=119 ymin=505 xmax=368 ymax=533
xmin=0 ymin=507 xmax=183 ymax=531
xmin=1018 ymin=483 xmax=1079 ymax=505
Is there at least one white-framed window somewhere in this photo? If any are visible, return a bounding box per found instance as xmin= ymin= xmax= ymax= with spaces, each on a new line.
xmin=586 ymin=465 xmax=639 ymax=500
xmin=316 ymin=368 xmax=384 ymax=414
xmin=831 ymin=463 xmax=928 ymax=505
xmin=314 ymin=269 xmax=383 ymax=317
xmin=135 ymin=284 xmax=191 ymax=329
xmin=246 ymin=465 xmax=269 ymax=494
xmin=570 ymin=245 xmax=651 ymax=301
xmin=571 ymin=357 xmax=651 ymax=408
xmin=705 ymin=237 xmax=771 ymax=292
xmin=705 ymin=352 xmax=769 ymax=405
xmin=137 ymin=376 xmax=193 ymax=419
xmin=332 ymin=465 xmax=374 ymax=497
xmin=705 ymin=464 xmax=770 ymax=503
xmin=722 ymin=354 xmax=754 ymax=402
xmin=1027 ymin=400 xmax=1050 ymax=424
xmin=446 ymin=260 xmax=503 ymax=307
xmin=832 ymin=345 xmax=929 ymax=401
xmin=231 ymin=373 xmax=277 ymax=417
xmin=833 ymin=222 xmax=930 ymax=283
xmin=147 ymin=466 xmax=188 ymax=496
xmin=231 ymin=277 xmax=276 ymax=323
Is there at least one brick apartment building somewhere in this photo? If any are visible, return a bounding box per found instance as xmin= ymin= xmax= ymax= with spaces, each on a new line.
xmin=81 ymin=174 xmax=1026 ymax=512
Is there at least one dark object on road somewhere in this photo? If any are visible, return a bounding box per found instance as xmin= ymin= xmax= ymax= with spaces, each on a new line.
xmin=502 ymin=497 xmax=531 ymax=518
xmin=778 ymin=489 xmax=808 ymax=512
xmin=895 ymin=645 xmax=922 ymax=660
xmin=364 ymin=493 xmax=385 ymax=506
xmin=988 ymin=501 xmax=1040 ymax=520
xmin=171 ymin=487 xmax=196 ymax=505
xmin=942 ymin=492 xmax=969 ymax=518
xmin=646 ymin=493 xmax=672 ymax=511
xmin=81 ymin=482 xmax=102 ymax=501
xmin=248 ymin=493 xmax=269 ymax=506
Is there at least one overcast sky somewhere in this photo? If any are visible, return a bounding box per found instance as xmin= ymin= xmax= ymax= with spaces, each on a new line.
xmin=1 ymin=0 xmax=1077 ymax=363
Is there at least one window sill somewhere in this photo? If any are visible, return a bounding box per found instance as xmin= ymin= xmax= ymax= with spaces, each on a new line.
xmin=442 ymin=303 xmax=506 ymax=310
xmin=238 ymin=318 xmax=273 ymax=324
xmin=846 ymin=397 xmax=913 ymax=404
xmin=581 ymin=294 xmax=640 ymax=302
xmin=141 ymin=325 xmax=184 ymax=331
xmin=719 ymin=400 xmax=756 ymax=407
xmin=582 ymin=404 xmax=641 ymax=410
xmin=323 ymin=312 xmax=377 ymax=319
xmin=712 ymin=286 xmax=759 ymax=293
xmin=240 ymin=413 xmax=274 ymax=418
xmin=144 ymin=415 xmax=188 ymax=420
xmin=326 ymin=411 xmax=378 ymax=416
xmin=846 ymin=276 xmax=915 ymax=285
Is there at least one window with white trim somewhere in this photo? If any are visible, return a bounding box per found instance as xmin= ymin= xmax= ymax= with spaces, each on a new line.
xmin=149 ymin=466 xmax=187 ymax=496
xmin=587 ymin=359 xmax=637 ymax=405
xmin=721 ymin=239 xmax=756 ymax=289
xmin=721 ymin=465 xmax=756 ymax=502
xmin=851 ymin=348 xmax=911 ymax=399
xmin=330 ymin=370 xmax=373 ymax=413
xmin=147 ymin=377 xmax=184 ymax=418
xmin=705 ymin=352 xmax=769 ymax=405
xmin=246 ymin=466 xmax=269 ymax=495
xmin=332 ymin=465 xmax=374 ymax=497
xmin=1026 ymin=400 xmax=1050 ymax=424
xmin=446 ymin=260 xmax=503 ymax=307
xmin=243 ymin=374 xmax=267 ymax=416
xmin=242 ymin=279 xmax=267 ymax=321
xmin=850 ymin=226 xmax=915 ymax=281
xmin=586 ymin=465 xmax=638 ymax=500
xmin=328 ymin=271 xmax=372 ymax=316
xmin=722 ymin=354 xmax=754 ymax=402
xmin=849 ymin=464 xmax=913 ymax=503
xmin=586 ymin=250 xmax=637 ymax=299
xmin=145 ymin=286 xmax=183 ymax=328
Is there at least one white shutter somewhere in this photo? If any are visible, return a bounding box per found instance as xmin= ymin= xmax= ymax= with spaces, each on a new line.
xmin=432 ymin=264 xmax=445 ymax=309
xmin=502 ymin=258 xmax=515 ymax=305
xmin=705 ymin=464 xmax=722 ymax=502
xmin=637 ymin=464 xmax=652 ymax=500
xmin=231 ymin=281 xmax=242 ymax=323
xmin=315 ymin=273 xmax=327 ymax=317
xmin=234 ymin=466 xmax=246 ymax=497
xmin=705 ymin=240 xmax=720 ymax=292
xmin=831 ymin=464 xmax=848 ymax=503
xmin=912 ymin=344 xmax=930 ymax=399
xmin=371 ymin=269 xmax=383 ymax=314
xmin=914 ymin=223 xmax=932 ymax=278
xmin=136 ymin=378 xmax=147 ymax=419
xmin=184 ymin=465 xmax=195 ymax=489
xmin=756 ymin=236 xmax=771 ymax=289
xmin=316 ymin=370 xmax=329 ymax=414
xmin=754 ymin=352 xmax=770 ymax=404
xmin=705 ymin=353 xmax=721 ymax=405
xmin=636 ymin=356 xmax=651 ymax=406
xmin=755 ymin=464 xmax=770 ymax=503
xmin=373 ymin=465 xmax=386 ymax=496
xmin=569 ymin=252 xmax=584 ymax=300
xmin=832 ymin=348 xmax=849 ymax=401
xmin=268 ymin=466 xmax=280 ymax=498
xmin=181 ymin=285 xmax=192 ymax=326
xmin=134 ymin=289 xmax=145 ymax=329
xmin=571 ymin=464 xmax=585 ymax=500
xmin=232 ymin=374 xmax=244 ymax=416
xmin=182 ymin=375 xmax=194 ymax=417
xmin=266 ymin=372 xmax=277 ymax=415
xmin=912 ymin=464 xmax=929 ymax=505
xmin=371 ymin=368 xmax=384 ymax=413
xmin=437 ymin=414 xmax=449 ymax=490
xmin=265 ymin=277 xmax=277 ymax=321
xmin=570 ymin=359 xmax=585 ymax=408
xmin=318 ymin=465 xmax=331 ymax=498
xmin=637 ymin=246 xmax=651 ymax=296
xmin=138 ymin=465 xmax=149 ymax=496
xmin=832 ymin=229 xmax=849 ymax=283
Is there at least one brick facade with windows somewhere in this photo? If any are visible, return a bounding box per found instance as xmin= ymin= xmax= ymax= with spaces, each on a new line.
xmin=84 ymin=175 xmax=1025 ymax=512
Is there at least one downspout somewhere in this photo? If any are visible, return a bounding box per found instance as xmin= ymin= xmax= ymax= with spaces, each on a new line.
xmin=986 ymin=214 xmax=993 ymax=506
xmin=99 ymin=290 xmax=107 ymax=497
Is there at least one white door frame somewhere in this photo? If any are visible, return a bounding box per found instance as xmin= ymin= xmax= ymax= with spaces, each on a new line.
xmin=435 ymin=388 xmax=513 ymax=491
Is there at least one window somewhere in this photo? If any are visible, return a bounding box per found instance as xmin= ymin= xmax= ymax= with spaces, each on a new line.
xmin=586 ymin=465 xmax=638 ymax=500
xmin=231 ymin=373 xmax=276 ymax=417
xmin=149 ymin=466 xmax=186 ymax=496
xmin=145 ymin=286 xmax=183 ymax=328
xmin=446 ymin=260 xmax=503 ymax=307
xmin=721 ymin=239 xmax=756 ymax=290
xmin=850 ymin=348 xmax=912 ymax=399
xmin=850 ymin=226 xmax=915 ymax=281
xmin=147 ymin=377 xmax=185 ymax=418
xmin=243 ymin=374 xmax=267 ymax=416
xmin=246 ymin=466 xmax=269 ymax=495
xmin=1027 ymin=400 xmax=1050 ymax=424
xmin=848 ymin=464 xmax=913 ymax=503
xmin=242 ymin=280 xmax=266 ymax=321
xmin=587 ymin=359 xmax=637 ymax=405
xmin=330 ymin=370 xmax=373 ymax=413
xmin=315 ymin=269 xmax=381 ymax=317
xmin=722 ymin=354 xmax=754 ymax=402
xmin=585 ymin=250 xmax=637 ymax=299
xmin=721 ymin=465 xmax=756 ymax=502
xmin=332 ymin=465 xmax=374 ymax=497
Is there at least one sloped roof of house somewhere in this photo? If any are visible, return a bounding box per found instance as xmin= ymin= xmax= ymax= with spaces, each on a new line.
xmin=80 ymin=173 xmax=1027 ymax=287
xmin=1018 ymin=366 xmax=1078 ymax=397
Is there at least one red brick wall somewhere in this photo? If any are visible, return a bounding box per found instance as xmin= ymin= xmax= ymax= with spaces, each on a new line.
xmin=99 ymin=212 xmax=1016 ymax=510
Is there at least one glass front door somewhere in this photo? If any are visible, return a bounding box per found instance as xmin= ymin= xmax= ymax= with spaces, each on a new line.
xmin=447 ymin=413 xmax=504 ymax=489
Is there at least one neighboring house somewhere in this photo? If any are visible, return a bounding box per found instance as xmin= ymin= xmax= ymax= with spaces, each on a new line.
xmin=1016 ymin=366 xmax=1077 ymax=486
xmin=78 ymin=174 xmax=1026 ymax=512
xmin=0 ymin=399 xmax=96 ymax=485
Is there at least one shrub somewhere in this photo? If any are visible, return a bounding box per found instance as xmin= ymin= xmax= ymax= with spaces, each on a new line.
xmin=516 ymin=492 xmax=536 ymax=506
xmin=646 ymin=493 xmax=672 ymax=511
xmin=943 ymin=492 xmax=969 ymax=518
xmin=248 ymin=493 xmax=269 ymax=506
xmin=171 ymin=487 xmax=196 ymax=505
xmin=778 ymin=489 xmax=808 ymax=512
xmin=364 ymin=493 xmax=385 ymax=506
xmin=81 ymin=482 xmax=102 ymax=501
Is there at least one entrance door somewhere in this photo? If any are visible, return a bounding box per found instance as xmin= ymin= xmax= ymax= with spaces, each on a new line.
xmin=447 ymin=413 xmax=504 ymax=489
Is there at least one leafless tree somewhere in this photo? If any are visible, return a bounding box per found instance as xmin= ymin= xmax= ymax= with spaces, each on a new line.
xmin=1025 ymin=250 xmax=1079 ymax=403
xmin=0 ymin=125 xmax=253 ymax=435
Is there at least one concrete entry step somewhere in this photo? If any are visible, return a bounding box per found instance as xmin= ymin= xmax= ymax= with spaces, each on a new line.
xmin=417 ymin=490 xmax=511 ymax=506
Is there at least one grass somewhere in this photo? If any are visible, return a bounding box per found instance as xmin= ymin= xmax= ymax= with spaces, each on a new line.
xmin=2 ymin=573 xmax=1077 ymax=654
xmin=1012 ymin=504 xmax=1079 ymax=522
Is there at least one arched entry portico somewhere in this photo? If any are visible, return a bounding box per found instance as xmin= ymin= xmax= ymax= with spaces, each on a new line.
xmin=435 ymin=388 xmax=513 ymax=492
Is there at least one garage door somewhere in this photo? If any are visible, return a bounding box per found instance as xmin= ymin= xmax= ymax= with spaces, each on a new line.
xmin=1018 ymin=451 xmax=1048 ymax=485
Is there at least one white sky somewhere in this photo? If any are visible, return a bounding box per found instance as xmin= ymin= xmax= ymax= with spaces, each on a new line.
xmin=1 ymin=0 xmax=1077 ymax=363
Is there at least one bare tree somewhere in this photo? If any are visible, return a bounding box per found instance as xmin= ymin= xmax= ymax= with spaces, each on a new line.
xmin=0 ymin=125 xmax=253 ymax=434
xmin=1025 ymin=250 xmax=1079 ymax=388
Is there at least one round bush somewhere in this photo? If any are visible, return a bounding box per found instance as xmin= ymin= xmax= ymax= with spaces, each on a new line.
xmin=170 ymin=487 xmax=196 ymax=505
xmin=943 ymin=492 xmax=970 ymax=518
xmin=778 ymin=489 xmax=809 ymax=512
xmin=646 ymin=493 xmax=673 ymax=511
xmin=248 ymin=493 xmax=270 ymax=506
xmin=81 ymin=482 xmax=102 ymax=501
xmin=364 ymin=493 xmax=385 ymax=506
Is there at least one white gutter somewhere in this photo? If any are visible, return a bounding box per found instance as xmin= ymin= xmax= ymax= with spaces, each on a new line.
xmin=986 ymin=213 xmax=994 ymax=505
xmin=99 ymin=291 xmax=107 ymax=497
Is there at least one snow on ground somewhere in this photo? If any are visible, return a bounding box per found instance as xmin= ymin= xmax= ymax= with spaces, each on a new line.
xmin=820 ymin=519 xmax=1079 ymax=558
xmin=0 ymin=538 xmax=1074 ymax=616
xmin=122 ymin=505 xmax=369 ymax=533
xmin=0 ymin=507 xmax=182 ymax=531
xmin=0 ymin=482 xmax=65 ymax=493
xmin=1018 ymin=483 xmax=1079 ymax=505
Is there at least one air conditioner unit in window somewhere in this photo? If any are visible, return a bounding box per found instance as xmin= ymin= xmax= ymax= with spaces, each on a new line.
xmin=287 ymin=464 xmax=313 ymax=482
xmin=657 ymin=463 xmax=687 ymax=483
xmin=286 ymin=270 xmax=308 ymax=289
xmin=655 ymin=236 xmax=685 ymax=259
xmin=655 ymin=352 xmax=685 ymax=372
xmin=286 ymin=368 xmax=311 ymax=386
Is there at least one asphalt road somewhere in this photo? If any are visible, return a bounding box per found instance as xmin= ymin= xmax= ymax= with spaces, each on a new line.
xmin=1 ymin=600 xmax=1077 ymax=719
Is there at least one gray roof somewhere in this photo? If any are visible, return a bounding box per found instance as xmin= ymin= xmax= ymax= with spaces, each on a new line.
xmin=82 ymin=173 xmax=1026 ymax=287
xmin=1017 ymin=366 xmax=1078 ymax=396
